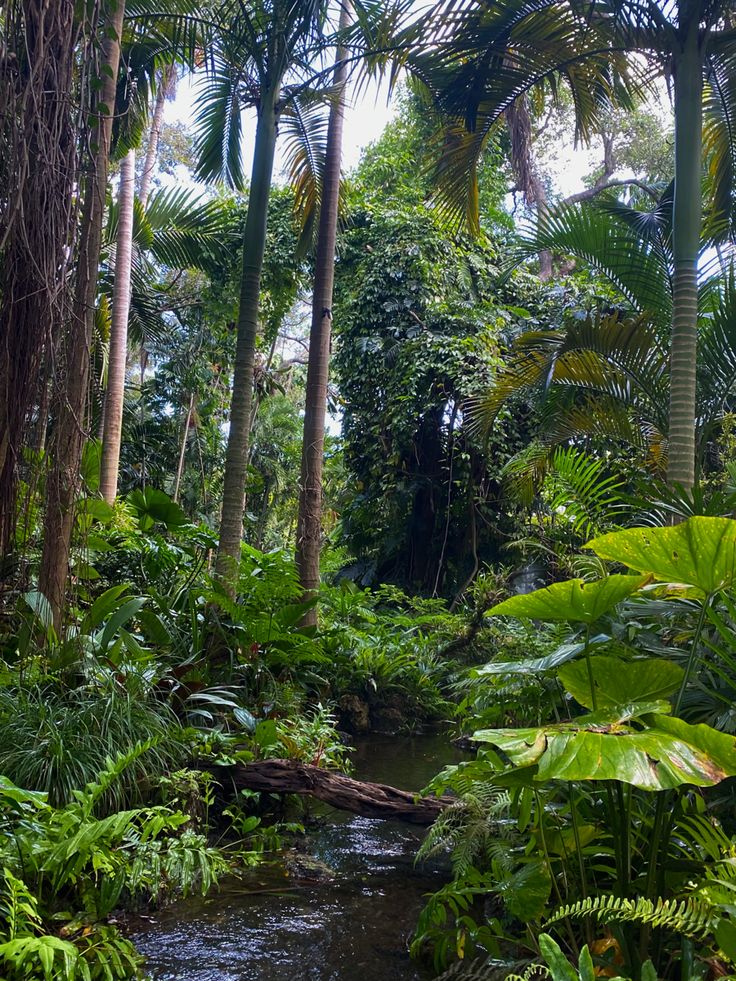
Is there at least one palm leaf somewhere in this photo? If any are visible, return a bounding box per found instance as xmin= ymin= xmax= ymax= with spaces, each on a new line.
xmin=143 ymin=186 xmax=234 ymax=270
xmin=279 ymin=87 xmax=331 ymax=249
xmin=510 ymin=200 xmax=673 ymax=325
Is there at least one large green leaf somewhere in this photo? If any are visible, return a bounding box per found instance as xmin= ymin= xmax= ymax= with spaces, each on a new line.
xmin=474 ymin=703 xmax=736 ymax=791
xmin=488 ymin=575 xmax=647 ymax=624
xmin=586 ymin=517 xmax=736 ymax=594
xmin=558 ymin=656 xmax=685 ymax=710
xmin=127 ymin=488 xmax=188 ymax=531
xmin=476 ymin=638 xmax=608 ymax=677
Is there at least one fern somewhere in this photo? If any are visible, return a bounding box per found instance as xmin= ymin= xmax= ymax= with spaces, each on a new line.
xmin=543 ymin=447 xmax=626 ymax=538
xmin=437 ymin=957 xmax=547 ymax=980
xmin=545 ymin=894 xmax=714 ymax=940
xmin=417 ymin=787 xmax=514 ymax=876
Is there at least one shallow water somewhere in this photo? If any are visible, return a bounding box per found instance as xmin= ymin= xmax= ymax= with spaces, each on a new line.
xmin=134 ymin=734 xmax=461 ymax=980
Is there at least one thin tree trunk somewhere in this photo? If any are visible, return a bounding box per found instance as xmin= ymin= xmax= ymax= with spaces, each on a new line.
xmin=295 ymin=3 xmax=351 ymax=622
xmin=215 ymin=91 xmax=280 ymax=588
xmin=506 ymin=97 xmax=552 ymax=280
xmin=138 ymin=64 xmax=175 ymax=208
xmin=39 ymin=0 xmax=126 ymax=631
xmin=666 ymin=25 xmax=702 ymax=490
xmin=100 ymin=147 xmax=136 ymax=503
xmin=172 ymin=392 xmax=195 ymax=503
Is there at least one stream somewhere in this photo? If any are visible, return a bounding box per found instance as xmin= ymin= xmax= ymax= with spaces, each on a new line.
xmin=134 ymin=733 xmax=462 ymax=980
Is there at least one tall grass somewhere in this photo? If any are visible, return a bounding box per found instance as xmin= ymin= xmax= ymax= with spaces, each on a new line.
xmin=0 ymin=681 xmax=187 ymax=808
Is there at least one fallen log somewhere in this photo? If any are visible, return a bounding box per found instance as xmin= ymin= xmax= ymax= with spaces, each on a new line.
xmin=216 ymin=759 xmax=453 ymax=826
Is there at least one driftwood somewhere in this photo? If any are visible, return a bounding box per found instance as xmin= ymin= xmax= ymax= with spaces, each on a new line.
xmin=217 ymin=759 xmax=452 ymax=826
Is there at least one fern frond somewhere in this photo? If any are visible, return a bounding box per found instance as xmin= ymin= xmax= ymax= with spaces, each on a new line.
xmin=546 ymin=894 xmax=714 ymax=940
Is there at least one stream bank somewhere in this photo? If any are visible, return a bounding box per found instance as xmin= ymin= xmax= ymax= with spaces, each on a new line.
xmin=134 ymin=733 xmax=462 ymax=980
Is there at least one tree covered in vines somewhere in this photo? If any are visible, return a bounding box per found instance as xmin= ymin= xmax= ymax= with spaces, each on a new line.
xmin=332 ymin=98 xmax=566 ymax=596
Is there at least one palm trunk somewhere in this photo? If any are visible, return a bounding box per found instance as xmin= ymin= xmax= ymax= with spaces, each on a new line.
xmin=39 ymin=0 xmax=126 ymax=630
xmin=99 ymin=147 xmax=136 ymax=503
xmin=215 ymin=90 xmax=280 ymax=587
xmin=295 ymin=4 xmax=351 ymax=622
xmin=666 ymin=25 xmax=703 ymax=490
xmin=172 ymin=392 xmax=195 ymax=503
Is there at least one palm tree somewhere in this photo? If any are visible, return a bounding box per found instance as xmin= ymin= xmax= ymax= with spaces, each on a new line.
xmin=295 ymin=1 xmax=352 ymax=623
xmin=406 ymin=0 xmax=736 ymax=489
xmin=474 ymin=193 xmax=736 ymax=490
xmin=192 ymin=0 xmax=349 ymax=588
xmin=100 ymin=148 xmax=137 ymax=503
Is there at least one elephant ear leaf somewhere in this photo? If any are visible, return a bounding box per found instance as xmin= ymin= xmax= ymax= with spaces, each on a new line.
xmin=586 ymin=516 xmax=736 ymax=594
xmin=488 ymin=574 xmax=647 ymax=624
xmin=474 ymin=702 xmax=736 ymax=790
xmin=558 ymin=655 xmax=685 ymax=710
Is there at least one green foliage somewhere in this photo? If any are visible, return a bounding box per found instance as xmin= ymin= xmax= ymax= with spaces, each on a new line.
xmin=0 ymin=745 xmax=229 ymax=980
xmin=545 ymin=896 xmax=713 ymax=942
xmin=0 ymin=682 xmax=186 ymax=809
xmin=587 ymin=516 xmax=736 ymax=594
xmin=488 ymin=574 xmax=646 ymax=624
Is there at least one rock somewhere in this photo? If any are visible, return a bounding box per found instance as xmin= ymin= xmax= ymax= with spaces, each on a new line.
xmin=370 ymin=706 xmax=404 ymax=734
xmin=338 ymin=693 xmax=371 ymax=733
xmin=283 ymin=850 xmax=336 ymax=883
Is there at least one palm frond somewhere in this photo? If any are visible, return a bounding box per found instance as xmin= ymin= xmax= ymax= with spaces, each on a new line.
xmin=192 ymin=54 xmax=248 ymax=188
xmin=510 ymin=201 xmax=673 ymax=324
xmin=279 ymin=87 xmax=331 ymax=249
xmin=143 ymin=186 xmax=234 ymax=271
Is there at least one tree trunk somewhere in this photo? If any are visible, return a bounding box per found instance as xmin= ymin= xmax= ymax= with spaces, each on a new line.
xmin=100 ymin=147 xmax=136 ymax=503
xmin=295 ymin=3 xmax=351 ymax=622
xmin=138 ymin=64 xmax=176 ymax=208
xmin=506 ymin=97 xmax=552 ymax=280
xmin=666 ymin=25 xmax=702 ymax=490
xmin=172 ymin=392 xmax=194 ymax=503
xmin=215 ymin=90 xmax=280 ymax=588
xmin=0 ymin=0 xmax=78 ymax=551
xmin=39 ymin=0 xmax=126 ymax=631
xmin=219 ymin=758 xmax=452 ymax=825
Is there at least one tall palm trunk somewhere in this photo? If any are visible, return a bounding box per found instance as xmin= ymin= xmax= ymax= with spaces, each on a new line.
xmin=295 ymin=3 xmax=351 ymax=622
xmin=39 ymin=0 xmax=126 ymax=630
xmin=172 ymin=392 xmax=195 ymax=503
xmin=666 ymin=21 xmax=703 ymax=490
xmin=215 ymin=89 xmax=280 ymax=586
xmin=100 ymin=147 xmax=136 ymax=503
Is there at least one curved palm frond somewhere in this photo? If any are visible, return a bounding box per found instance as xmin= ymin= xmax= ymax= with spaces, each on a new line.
xmin=404 ymin=0 xmax=642 ymax=229
xmin=703 ymin=45 xmax=736 ymax=242
xmin=192 ymin=52 xmax=249 ymax=188
xmin=543 ymin=445 xmax=627 ymax=536
xmin=279 ymin=86 xmax=331 ymax=250
xmin=697 ymin=270 xmax=736 ymax=447
xmin=143 ymin=186 xmax=234 ymax=270
xmin=510 ymin=200 xmax=673 ymax=324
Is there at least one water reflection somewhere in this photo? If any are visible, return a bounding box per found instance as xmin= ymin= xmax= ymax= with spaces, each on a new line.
xmin=134 ymin=735 xmax=461 ymax=980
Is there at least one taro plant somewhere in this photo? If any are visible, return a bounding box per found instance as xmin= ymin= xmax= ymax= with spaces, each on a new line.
xmin=416 ymin=517 xmax=736 ymax=977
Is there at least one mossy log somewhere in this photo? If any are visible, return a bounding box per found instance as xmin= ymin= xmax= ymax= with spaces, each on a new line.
xmin=217 ymin=759 xmax=452 ymax=825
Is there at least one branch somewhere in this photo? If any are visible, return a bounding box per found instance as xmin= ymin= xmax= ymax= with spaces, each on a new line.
xmin=562 ymin=177 xmax=660 ymax=205
xmin=217 ymin=759 xmax=452 ymax=825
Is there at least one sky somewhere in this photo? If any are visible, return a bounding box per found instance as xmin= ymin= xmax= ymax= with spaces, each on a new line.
xmin=164 ymin=71 xmax=599 ymax=198
xmin=165 ymin=73 xmax=399 ymax=187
